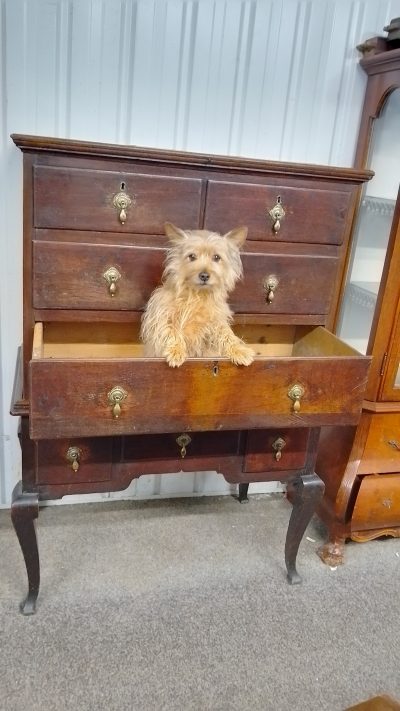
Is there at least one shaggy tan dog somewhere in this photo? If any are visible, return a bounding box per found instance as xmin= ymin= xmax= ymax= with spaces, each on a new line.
xmin=140 ymin=222 xmax=255 ymax=368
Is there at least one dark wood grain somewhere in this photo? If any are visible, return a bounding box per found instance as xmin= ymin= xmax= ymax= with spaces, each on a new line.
xmin=11 ymin=481 xmax=40 ymax=615
xmin=12 ymin=132 xmax=373 ymax=183
xmin=37 ymin=438 xmax=113 ymax=485
xmin=122 ymin=430 xmax=241 ymax=461
xmin=33 ymin=165 xmax=204 ymax=233
xmin=205 ymin=179 xmax=351 ymax=244
xmin=234 ymin=252 xmax=338 ymax=315
xmin=33 ymin=240 xmax=165 ymax=310
xmin=10 ymin=131 xmax=373 ymax=609
xmin=29 ymin=350 xmax=370 ymax=439
xmin=32 ymin=239 xmax=337 ymax=316
xmin=244 ymin=428 xmax=309 ymax=473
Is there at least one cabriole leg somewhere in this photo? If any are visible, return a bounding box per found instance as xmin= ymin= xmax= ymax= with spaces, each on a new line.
xmin=238 ymin=482 xmax=249 ymax=503
xmin=11 ymin=481 xmax=40 ymax=615
xmin=285 ymin=473 xmax=324 ymax=585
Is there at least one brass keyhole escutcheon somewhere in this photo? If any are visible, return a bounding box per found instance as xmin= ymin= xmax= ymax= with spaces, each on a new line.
xmin=107 ymin=386 xmax=128 ymax=418
xmin=288 ymin=384 xmax=305 ymax=413
xmin=113 ymin=190 xmax=133 ymax=224
xmin=272 ymin=437 xmax=286 ymax=462
xmin=66 ymin=446 xmax=82 ymax=473
xmin=268 ymin=196 xmax=285 ymax=233
xmin=103 ymin=266 xmax=121 ymax=297
xmin=176 ymin=433 xmax=192 ymax=459
xmin=264 ymin=275 xmax=279 ymax=304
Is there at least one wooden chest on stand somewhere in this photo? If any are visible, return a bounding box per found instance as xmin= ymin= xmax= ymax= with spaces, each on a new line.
xmin=10 ymin=134 xmax=371 ymax=613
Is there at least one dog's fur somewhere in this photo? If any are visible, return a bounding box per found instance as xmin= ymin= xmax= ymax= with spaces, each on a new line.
xmin=140 ymin=222 xmax=255 ymax=368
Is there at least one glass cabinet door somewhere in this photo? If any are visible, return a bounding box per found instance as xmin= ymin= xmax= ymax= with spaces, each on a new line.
xmin=381 ymin=287 xmax=400 ymax=401
xmin=378 ymin=187 xmax=400 ymax=402
xmin=337 ymin=89 xmax=400 ymax=356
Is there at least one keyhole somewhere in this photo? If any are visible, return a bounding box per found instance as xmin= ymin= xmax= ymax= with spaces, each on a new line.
xmin=120 ymin=181 xmax=125 ymax=191
xmin=213 ymin=363 xmax=219 ymax=376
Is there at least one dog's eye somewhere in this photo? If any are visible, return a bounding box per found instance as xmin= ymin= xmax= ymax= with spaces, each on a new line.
xmin=188 ymin=253 xmax=197 ymax=262
xmin=213 ymin=254 xmax=222 ymax=262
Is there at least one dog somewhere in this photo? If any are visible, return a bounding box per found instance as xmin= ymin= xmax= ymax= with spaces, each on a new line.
xmin=140 ymin=222 xmax=255 ymax=368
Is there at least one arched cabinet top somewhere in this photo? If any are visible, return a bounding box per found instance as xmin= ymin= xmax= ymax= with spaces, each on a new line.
xmin=354 ymin=46 xmax=400 ymax=169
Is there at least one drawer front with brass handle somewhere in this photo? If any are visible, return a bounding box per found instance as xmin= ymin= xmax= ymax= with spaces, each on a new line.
xmin=358 ymin=413 xmax=400 ymax=475
xmin=122 ymin=430 xmax=241 ymax=464
xmin=204 ymin=180 xmax=351 ymax=245
xmin=32 ymin=241 xmax=165 ymax=310
xmin=33 ymin=166 xmax=203 ymax=233
xmin=244 ymin=429 xmax=310 ymax=473
xmin=232 ymin=251 xmax=338 ymax=316
xmin=29 ymin=331 xmax=370 ymax=439
xmin=352 ymin=474 xmax=400 ymax=530
xmin=32 ymin=240 xmax=337 ymax=317
xmin=37 ymin=438 xmax=113 ymax=485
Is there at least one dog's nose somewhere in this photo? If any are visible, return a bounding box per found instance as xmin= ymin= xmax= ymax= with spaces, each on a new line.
xmin=199 ymin=272 xmax=210 ymax=283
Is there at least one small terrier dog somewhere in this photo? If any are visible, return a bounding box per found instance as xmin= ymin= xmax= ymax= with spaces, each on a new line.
xmin=140 ymin=222 xmax=255 ymax=368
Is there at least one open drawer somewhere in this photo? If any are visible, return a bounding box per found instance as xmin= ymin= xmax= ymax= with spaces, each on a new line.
xmin=29 ymin=322 xmax=371 ymax=439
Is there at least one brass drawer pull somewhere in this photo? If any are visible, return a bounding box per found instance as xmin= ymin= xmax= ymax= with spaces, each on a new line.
xmin=108 ymin=386 xmax=128 ymax=418
xmin=264 ymin=275 xmax=279 ymax=303
xmin=272 ymin=437 xmax=286 ymax=462
xmin=268 ymin=196 xmax=285 ymax=233
xmin=288 ymin=384 xmax=305 ymax=413
xmin=388 ymin=440 xmax=400 ymax=451
xmin=103 ymin=266 xmax=121 ymax=297
xmin=66 ymin=446 xmax=82 ymax=472
xmin=113 ymin=190 xmax=132 ymax=224
xmin=176 ymin=433 xmax=192 ymax=459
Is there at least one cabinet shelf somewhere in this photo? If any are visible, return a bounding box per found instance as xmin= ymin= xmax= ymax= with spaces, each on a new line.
xmin=361 ymin=195 xmax=395 ymax=216
xmin=347 ymin=281 xmax=380 ymax=311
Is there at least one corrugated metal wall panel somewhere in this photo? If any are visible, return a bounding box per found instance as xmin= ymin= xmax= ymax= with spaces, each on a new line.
xmin=1 ymin=0 xmax=400 ymax=506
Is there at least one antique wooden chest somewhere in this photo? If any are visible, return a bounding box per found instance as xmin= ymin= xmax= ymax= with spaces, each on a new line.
xmin=10 ymin=134 xmax=372 ymax=613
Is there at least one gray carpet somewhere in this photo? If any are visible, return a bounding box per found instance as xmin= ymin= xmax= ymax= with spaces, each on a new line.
xmin=1 ymin=493 xmax=400 ymax=711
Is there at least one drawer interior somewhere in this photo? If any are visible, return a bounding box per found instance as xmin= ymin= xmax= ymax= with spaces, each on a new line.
xmin=32 ymin=322 xmax=362 ymax=360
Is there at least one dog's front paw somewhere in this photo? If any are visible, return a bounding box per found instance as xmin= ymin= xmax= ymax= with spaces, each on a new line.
xmin=165 ymin=343 xmax=187 ymax=368
xmin=229 ymin=342 xmax=255 ymax=367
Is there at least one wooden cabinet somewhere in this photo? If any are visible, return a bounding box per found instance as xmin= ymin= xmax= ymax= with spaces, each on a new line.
xmin=10 ymin=134 xmax=371 ymax=613
xmin=316 ymin=40 xmax=400 ymax=564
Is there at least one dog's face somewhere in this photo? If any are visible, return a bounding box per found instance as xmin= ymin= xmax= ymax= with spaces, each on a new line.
xmin=163 ymin=223 xmax=248 ymax=294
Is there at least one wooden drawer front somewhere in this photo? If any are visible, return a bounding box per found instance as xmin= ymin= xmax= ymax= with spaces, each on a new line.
xmin=232 ymin=252 xmax=337 ymax=315
xmin=33 ymin=166 xmax=203 ymax=233
xmin=32 ymin=241 xmax=336 ymax=315
xmin=33 ymin=241 xmax=164 ymax=310
xmin=37 ymin=438 xmax=113 ymax=485
xmin=123 ymin=430 xmax=241 ymax=462
xmin=29 ymin=351 xmax=369 ymax=439
xmin=204 ymin=180 xmax=351 ymax=245
xmin=359 ymin=414 xmax=400 ymax=475
xmin=352 ymin=474 xmax=400 ymax=530
xmin=244 ymin=429 xmax=309 ymax=473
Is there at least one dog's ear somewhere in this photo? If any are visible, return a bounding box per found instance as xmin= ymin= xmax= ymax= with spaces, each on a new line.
xmin=223 ymin=226 xmax=248 ymax=248
xmin=165 ymin=222 xmax=188 ymax=243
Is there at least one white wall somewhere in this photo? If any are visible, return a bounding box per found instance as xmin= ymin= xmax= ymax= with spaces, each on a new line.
xmin=1 ymin=0 xmax=400 ymax=507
